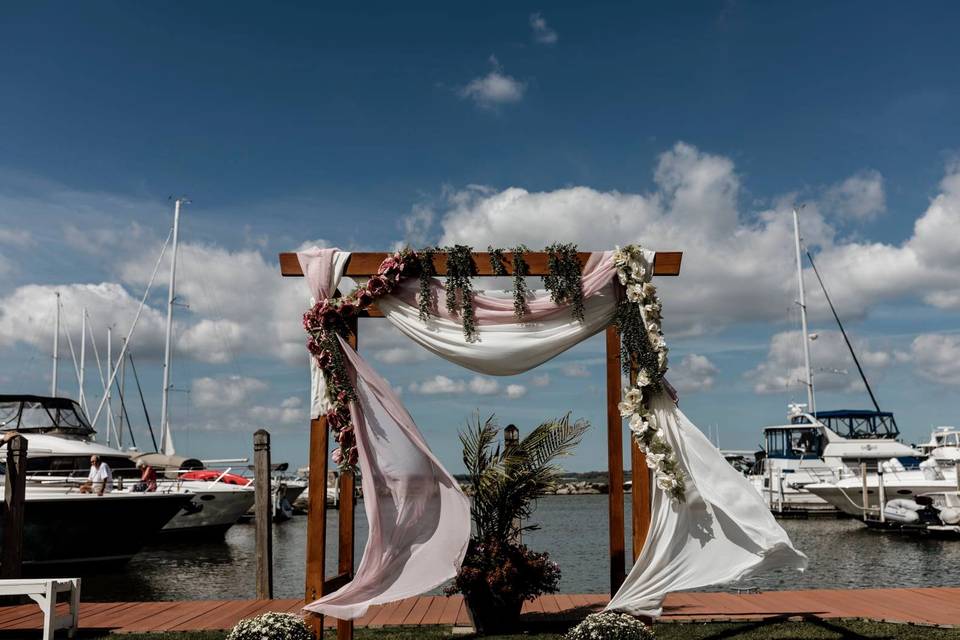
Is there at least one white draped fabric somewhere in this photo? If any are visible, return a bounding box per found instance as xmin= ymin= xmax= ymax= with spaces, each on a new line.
xmin=606 ymin=393 xmax=807 ymax=616
xmin=296 ymin=247 xmax=805 ymax=621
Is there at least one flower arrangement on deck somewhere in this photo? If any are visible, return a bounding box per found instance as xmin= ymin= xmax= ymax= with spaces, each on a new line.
xmin=225 ymin=612 xmax=312 ymax=640
xmin=564 ymin=611 xmax=656 ymax=639
xmin=444 ymin=413 xmax=584 ymax=634
xmin=301 ymin=243 xmax=685 ymax=503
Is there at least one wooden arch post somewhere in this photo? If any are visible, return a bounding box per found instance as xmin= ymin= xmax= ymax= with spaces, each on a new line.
xmin=279 ymin=250 xmax=682 ymax=638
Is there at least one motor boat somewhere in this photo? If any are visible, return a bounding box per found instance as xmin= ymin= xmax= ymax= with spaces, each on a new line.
xmin=919 ymin=426 xmax=960 ymax=465
xmin=749 ymin=405 xmax=923 ymax=513
xmin=862 ymin=491 xmax=960 ymax=538
xmin=0 ymin=394 xmax=254 ymax=538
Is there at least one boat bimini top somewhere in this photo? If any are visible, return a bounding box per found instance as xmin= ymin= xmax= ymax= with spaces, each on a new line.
xmin=0 ymin=395 xmax=94 ymax=437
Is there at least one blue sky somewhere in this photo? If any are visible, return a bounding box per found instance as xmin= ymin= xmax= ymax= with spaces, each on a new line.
xmin=2 ymin=1 xmax=960 ymax=472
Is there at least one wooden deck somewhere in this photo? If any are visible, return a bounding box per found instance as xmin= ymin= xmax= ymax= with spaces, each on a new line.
xmin=1 ymin=587 xmax=959 ymax=635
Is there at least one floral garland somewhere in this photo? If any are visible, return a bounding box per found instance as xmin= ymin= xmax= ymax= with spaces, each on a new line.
xmin=302 ymin=244 xmax=685 ymax=502
xmin=613 ymin=245 xmax=686 ymax=502
xmin=303 ymin=249 xmax=417 ymax=468
xmin=542 ymin=243 xmax=584 ymax=321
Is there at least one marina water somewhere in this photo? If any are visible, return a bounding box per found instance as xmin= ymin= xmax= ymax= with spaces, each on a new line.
xmin=81 ymin=494 xmax=960 ymax=601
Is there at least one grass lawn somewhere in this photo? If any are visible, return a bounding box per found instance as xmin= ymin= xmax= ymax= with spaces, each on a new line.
xmin=65 ymin=619 xmax=960 ymax=640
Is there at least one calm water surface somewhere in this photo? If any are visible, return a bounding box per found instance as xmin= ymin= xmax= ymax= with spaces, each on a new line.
xmin=81 ymin=494 xmax=960 ymax=600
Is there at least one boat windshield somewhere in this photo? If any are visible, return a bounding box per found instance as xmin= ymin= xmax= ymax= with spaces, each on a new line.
xmin=0 ymin=395 xmax=95 ymax=436
xmin=793 ymin=410 xmax=900 ymax=439
xmin=765 ymin=427 xmax=823 ymax=459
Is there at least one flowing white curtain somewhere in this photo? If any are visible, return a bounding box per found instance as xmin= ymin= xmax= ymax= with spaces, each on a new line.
xmin=297 ymin=247 xmax=805 ymax=621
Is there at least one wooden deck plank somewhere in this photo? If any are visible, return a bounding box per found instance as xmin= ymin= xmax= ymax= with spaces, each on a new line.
xmin=4 ymin=587 xmax=960 ymax=633
xmin=420 ymin=595 xmax=449 ymax=626
xmin=404 ymin=595 xmax=435 ymax=626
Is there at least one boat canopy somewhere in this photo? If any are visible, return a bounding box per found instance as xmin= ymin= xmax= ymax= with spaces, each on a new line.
xmin=0 ymin=395 xmax=95 ymax=436
xmin=793 ymin=409 xmax=900 ymax=439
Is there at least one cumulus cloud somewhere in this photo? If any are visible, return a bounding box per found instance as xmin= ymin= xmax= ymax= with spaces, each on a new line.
xmin=404 ymin=142 xmax=960 ymax=337
xmin=505 ymin=384 xmax=527 ymax=399
xmin=248 ymin=396 xmax=305 ymax=426
xmin=670 ymin=354 xmax=719 ymax=393
xmin=468 ymin=376 xmax=501 ymax=395
xmin=747 ymin=330 xmax=891 ymax=395
xmin=372 ymin=346 xmax=429 ymax=365
xmin=0 ymin=229 xmax=34 ymax=246
xmin=191 ymin=375 xmax=268 ymax=409
xmin=823 ymin=170 xmax=886 ymax=220
xmin=561 ymin=363 xmax=591 ymax=378
xmin=530 ymin=373 xmax=551 ymax=387
xmin=459 ymin=56 xmax=526 ymax=108
xmin=909 ymin=334 xmax=960 ymax=386
xmin=409 ymin=375 xmax=465 ymax=395
xmin=529 ymin=13 xmax=558 ymax=44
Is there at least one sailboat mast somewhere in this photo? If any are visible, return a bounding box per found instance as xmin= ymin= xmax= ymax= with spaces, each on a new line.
xmin=52 ymin=292 xmax=60 ymax=397
xmin=792 ymin=208 xmax=816 ymax=414
xmin=79 ymin=308 xmax=87 ymax=412
xmin=159 ymin=198 xmax=182 ymax=456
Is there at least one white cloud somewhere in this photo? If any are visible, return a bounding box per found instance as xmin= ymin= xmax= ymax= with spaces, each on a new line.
xmin=0 ymin=228 xmax=34 ymax=246
xmin=909 ymin=334 xmax=960 ymax=386
xmin=505 ymin=384 xmax=527 ymax=399
xmin=404 ymin=142 xmax=960 ymax=337
xmin=529 ymin=13 xmax=558 ymax=44
xmin=824 ymin=170 xmax=886 ymax=220
xmin=248 ymin=396 xmax=305 ymax=426
xmin=561 ymin=363 xmax=590 ymax=378
xmin=409 ymin=375 xmax=466 ymax=395
xmin=191 ymin=375 xmax=268 ymax=409
xmin=468 ymin=376 xmax=500 ymax=395
xmin=670 ymin=354 xmax=719 ymax=393
xmin=459 ymin=56 xmax=526 ymax=108
xmin=531 ymin=373 xmax=551 ymax=387
xmin=373 ymin=346 xmax=429 ymax=365
xmin=747 ymin=330 xmax=891 ymax=395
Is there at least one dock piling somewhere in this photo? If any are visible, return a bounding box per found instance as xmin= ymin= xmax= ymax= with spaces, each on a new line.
xmin=254 ymin=429 xmax=274 ymax=599
xmin=1 ymin=434 xmax=27 ymax=579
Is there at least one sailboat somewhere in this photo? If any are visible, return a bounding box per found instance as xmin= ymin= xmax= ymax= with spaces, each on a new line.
xmin=749 ymin=208 xmax=922 ymax=514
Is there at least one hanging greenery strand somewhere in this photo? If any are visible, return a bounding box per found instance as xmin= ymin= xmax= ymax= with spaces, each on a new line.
xmin=417 ymin=247 xmax=437 ymax=321
xmin=511 ymin=245 xmax=530 ymax=320
xmin=445 ymin=244 xmax=478 ymax=342
xmin=542 ymin=243 xmax=584 ymax=322
xmin=488 ymin=246 xmax=507 ymax=276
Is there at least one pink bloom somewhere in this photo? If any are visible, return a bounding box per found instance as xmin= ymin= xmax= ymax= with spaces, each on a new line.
xmin=356 ymin=289 xmax=374 ymax=307
xmin=336 ymin=390 xmax=349 ymax=404
xmin=366 ymin=275 xmax=389 ymax=296
xmin=332 ymin=448 xmax=344 ymax=465
xmin=316 ymin=350 xmax=331 ymax=368
xmin=326 ymin=410 xmax=340 ymax=429
xmin=348 ymin=447 xmax=359 ymax=465
xmin=338 ymin=301 xmax=357 ymax=317
xmin=378 ymin=256 xmax=398 ymax=274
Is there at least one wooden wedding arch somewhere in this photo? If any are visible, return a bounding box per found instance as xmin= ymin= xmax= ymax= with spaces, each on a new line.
xmin=279 ymin=250 xmax=683 ymax=639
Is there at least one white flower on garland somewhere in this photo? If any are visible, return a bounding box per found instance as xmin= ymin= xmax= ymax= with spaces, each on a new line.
xmin=613 ymin=244 xmax=686 ymax=502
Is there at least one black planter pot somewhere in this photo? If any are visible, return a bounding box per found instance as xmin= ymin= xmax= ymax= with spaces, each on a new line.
xmin=464 ymin=593 xmax=524 ymax=635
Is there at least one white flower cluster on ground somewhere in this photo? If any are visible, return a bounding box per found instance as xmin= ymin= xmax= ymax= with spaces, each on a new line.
xmin=564 ymin=611 xmax=656 ymax=639
xmin=225 ymin=612 xmax=313 ymax=640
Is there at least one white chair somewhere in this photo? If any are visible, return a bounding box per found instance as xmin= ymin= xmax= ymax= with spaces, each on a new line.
xmin=0 ymin=578 xmax=81 ymax=639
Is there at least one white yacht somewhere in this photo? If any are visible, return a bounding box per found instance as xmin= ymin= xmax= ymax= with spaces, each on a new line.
xmin=0 ymin=394 xmax=254 ymax=538
xmin=750 ymin=405 xmax=923 ymax=512
xmin=919 ymin=426 xmax=960 ymax=464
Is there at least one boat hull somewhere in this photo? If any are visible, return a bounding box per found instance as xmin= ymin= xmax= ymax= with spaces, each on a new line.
xmin=158 ymin=484 xmax=255 ymax=538
xmin=0 ymin=492 xmax=189 ymax=571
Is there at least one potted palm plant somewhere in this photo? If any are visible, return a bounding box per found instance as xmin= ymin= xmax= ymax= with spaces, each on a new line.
xmin=446 ymin=413 xmax=588 ymax=634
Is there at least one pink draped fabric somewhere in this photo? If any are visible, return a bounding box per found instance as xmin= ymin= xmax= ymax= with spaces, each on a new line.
xmin=303 ymin=335 xmax=471 ymax=619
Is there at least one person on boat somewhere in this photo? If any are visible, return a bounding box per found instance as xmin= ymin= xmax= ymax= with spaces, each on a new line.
xmin=80 ymin=455 xmax=113 ymax=495
xmin=134 ymin=460 xmax=158 ymax=492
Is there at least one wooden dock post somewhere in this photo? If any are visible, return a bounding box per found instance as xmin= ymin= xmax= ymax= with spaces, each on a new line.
xmin=629 ymin=357 xmax=651 ymax=562
xmin=254 ymin=429 xmax=273 ymax=599
xmin=1 ymin=434 xmax=27 ymax=579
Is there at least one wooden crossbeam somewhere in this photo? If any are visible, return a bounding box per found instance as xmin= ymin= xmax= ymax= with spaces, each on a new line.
xmin=279 ymin=251 xmax=682 ymax=277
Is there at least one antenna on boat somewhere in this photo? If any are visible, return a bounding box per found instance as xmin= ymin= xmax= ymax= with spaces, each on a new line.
xmin=805 ymin=249 xmax=882 ymax=413
xmin=159 ymin=197 xmax=187 ymax=457
xmin=52 ymin=291 xmax=60 ymax=397
xmin=79 ymin=308 xmax=87 ymax=413
xmin=792 ymin=207 xmax=816 ymax=414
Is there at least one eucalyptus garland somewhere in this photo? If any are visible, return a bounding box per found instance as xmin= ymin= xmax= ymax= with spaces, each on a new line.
xmin=511 ymin=245 xmax=530 ymax=320
xmin=487 ymin=246 xmax=508 ymax=276
xmin=417 ymin=247 xmax=438 ymax=321
xmin=543 ymin=243 xmax=585 ymax=322
xmin=444 ymin=244 xmax=478 ymax=342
